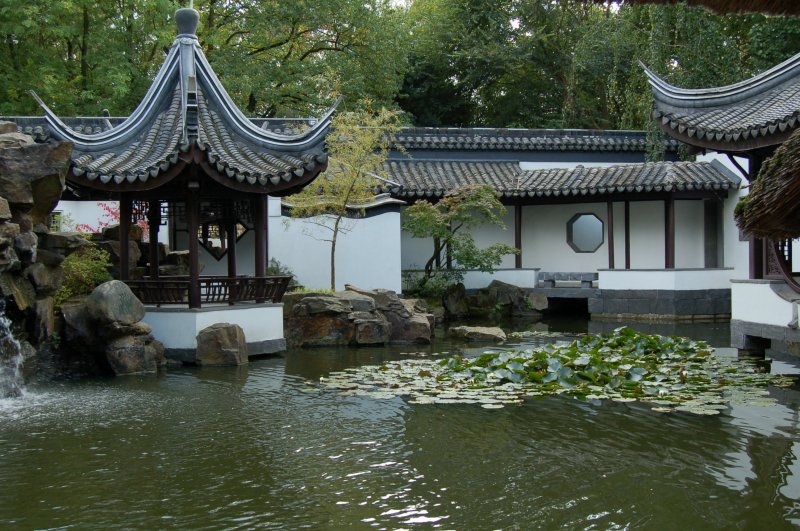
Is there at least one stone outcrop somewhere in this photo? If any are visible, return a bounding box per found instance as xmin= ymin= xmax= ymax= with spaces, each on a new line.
xmin=0 ymin=126 xmax=72 ymax=383
xmin=61 ymin=281 xmax=164 ymax=375
xmin=284 ymin=285 xmax=433 ymax=348
xmin=196 ymin=323 xmax=248 ymax=366
xmin=449 ymin=325 xmax=507 ymax=342
xmin=444 ymin=280 xmax=546 ymax=319
xmin=86 ymin=280 xmax=145 ymax=325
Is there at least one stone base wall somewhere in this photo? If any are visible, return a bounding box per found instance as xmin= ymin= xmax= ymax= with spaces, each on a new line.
xmin=589 ymin=289 xmax=731 ymax=321
xmin=731 ymin=319 xmax=800 ymax=355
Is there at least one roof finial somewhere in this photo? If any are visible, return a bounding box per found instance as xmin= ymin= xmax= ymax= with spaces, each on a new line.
xmin=175 ymin=5 xmax=199 ymax=36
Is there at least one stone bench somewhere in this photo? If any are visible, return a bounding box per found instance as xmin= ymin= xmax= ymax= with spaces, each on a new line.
xmin=538 ymin=272 xmax=598 ymax=289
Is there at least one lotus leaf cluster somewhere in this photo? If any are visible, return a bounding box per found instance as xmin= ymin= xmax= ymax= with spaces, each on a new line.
xmin=317 ymin=328 xmax=794 ymax=415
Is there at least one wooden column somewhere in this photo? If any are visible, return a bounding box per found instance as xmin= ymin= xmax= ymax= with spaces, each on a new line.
xmin=748 ymin=155 xmax=764 ymax=279
xmin=148 ymin=200 xmax=160 ymax=279
xmin=624 ymin=201 xmax=631 ymax=269
xmin=514 ymin=205 xmax=522 ymax=269
xmin=606 ymin=200 xmax=615 ymax=269
xmin=119 ymin=196 xmax=132 ymax=280
xmin=187 ymin=181 xmax=201 ymax=308
xmin=225 ymin=201 xmax=237 ymax=278
xmin=665 ymin=196 xmax=675 ymax=269
xmin=253 ymin=195 xmax=267 ymax=277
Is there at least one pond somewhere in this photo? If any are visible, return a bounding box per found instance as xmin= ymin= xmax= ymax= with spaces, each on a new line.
xmin=1 ymin=318 xmax=800 ymax=529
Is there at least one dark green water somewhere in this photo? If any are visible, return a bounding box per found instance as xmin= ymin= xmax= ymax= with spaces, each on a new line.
xmin=2 ymin=319 xmax=800 ymax=529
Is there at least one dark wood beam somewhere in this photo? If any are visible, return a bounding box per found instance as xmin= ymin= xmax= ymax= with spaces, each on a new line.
xmin=148 ymin=200 xmax=160 ymax=279
xmin=225 ymin=201 xmax=237 ymax=279
xmin=607 ymin=201 xmax=615 ymax=269
xmin=187 ymin=180 xmax=201 ymax=308
xmin=665 ymin=196 xmax=675 ymax=269
xmin=119 ymin=196 xmax=131 ymax=280
xmin=253 ymin=196 xmax=267 ymax=278
xmin=514 ymin=205 xmax=522 ymax=269
xmin=624 ymin=201 xmax=631 ymax=269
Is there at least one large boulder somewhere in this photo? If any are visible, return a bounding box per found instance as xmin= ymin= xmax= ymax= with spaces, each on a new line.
xmin=105 ymin=334 xmax=165 ymax=375
xmin=38 ymin=231 xmax=90 ymax=256
xmin=98 ymin=240 xmax=141 ymax=273
xmin=0 ymin=272 xmax=36 ymax=310
xmin=344 ymin=285 xmax=434 ymax=343
xmin=196 ymin=323 xmax=248 ymax=366
xmin=449 ymin=325 xmax=507 ymax=343
xmin=0 ymin=133 xmax=71 ymax=225
xmin=284 ymin=286 xmax=435 ymax=347
xmin=443 ymin=280 xmax=546 ymax=319
xmin=86 ymin=280 xmax=145 ymax=325
xmin=24 ymin=262 xmax=63 ymax=296
xmin=102 ymin=223 xmax=143 ymax=242
xmin=60 ymin=297 xmax=97 ymax=346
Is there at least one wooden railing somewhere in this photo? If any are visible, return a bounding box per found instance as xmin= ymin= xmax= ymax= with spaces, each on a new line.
xmin=125 ymin=276 xmax=292 ymax=306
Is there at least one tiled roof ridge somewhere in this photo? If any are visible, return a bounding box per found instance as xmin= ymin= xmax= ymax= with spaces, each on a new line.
xmin=644 ymin=52 xmax=800 ymax=150
xmin=385 ymin=159 xmax=740 ymax=199
xmin=643 ymin=51 xmax=800 ymax=109
xmin=392 ymin=127 xmax=679 ymax=152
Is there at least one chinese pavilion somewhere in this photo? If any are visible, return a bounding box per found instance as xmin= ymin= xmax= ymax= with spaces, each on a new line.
xmin=18 ymin=6 xmax=334 ymax=310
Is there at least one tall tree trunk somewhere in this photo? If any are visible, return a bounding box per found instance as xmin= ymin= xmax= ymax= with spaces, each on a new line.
xmin=330 ymin=215 xmax=342 ymax=291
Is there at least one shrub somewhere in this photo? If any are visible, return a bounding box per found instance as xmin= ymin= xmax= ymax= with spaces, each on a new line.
xmin=54 ymin=244 xmax=113 ymax=307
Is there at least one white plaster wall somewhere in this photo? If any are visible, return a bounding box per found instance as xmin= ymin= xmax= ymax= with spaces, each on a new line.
xmin=470 ymin=208 xmax=516 ymax=269
xmin=628 ymin=201 xmax=665 ymax=268
xmin=599 ymin=268 xmax=736 ymax=290
xmin=674 ymin=200 xmax=704 ymax=268
xmin=612 ymin=201 xmax=626 ymax=268
xmin=402 ymin=230 xmax=435 ymax=270
xmin=143 ymin=305 xmax=284 ymax=350
xmin=54 ymin=200 xmax=169 ymax=244
xmin=520 ymin=203 xmax=610 ymax=272
xmin=696 ymin=152 xmax=750 ymax=277
xmin=731 ymin=280 xmax=795 ymax=327
xmin=271 ymin=210 xmax=402 ymax=292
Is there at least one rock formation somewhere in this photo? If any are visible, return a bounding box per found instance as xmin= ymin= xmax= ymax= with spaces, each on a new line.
xmin=443 ymin=280 xmax=546 ymax=319
xmin=61 ymin=280 xmax=165 ymax=375
xmin=284 ymin=285 xmax=434 ymax=348
xmin=0 ymin=123 xmax=72 ymax=384
xmin=196 ymin=323 xmax=248 ymax=366
xmin=449 ymin=325 xmax=507 ymax=342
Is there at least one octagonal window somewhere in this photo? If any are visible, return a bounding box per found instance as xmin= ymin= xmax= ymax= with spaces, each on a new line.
xmin=567 ymin=213 xmax=604 ymax=253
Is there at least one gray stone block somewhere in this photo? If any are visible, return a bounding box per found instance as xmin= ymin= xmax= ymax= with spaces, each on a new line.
xmin=674 ymin=298 xmax=695 ymax=315
xmin=588 ymin=298 xmax=604 ymax=314
xmin=627 ymin=298 xmax=652 ymax=314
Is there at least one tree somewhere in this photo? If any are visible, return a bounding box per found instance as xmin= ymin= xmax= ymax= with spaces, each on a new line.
xmin=287 ymin=106 xmax=403 ymax=290
xmin=0 ymin=0 xmax=410 ymax=117
xmin=401 ymin=184 xmax=519 ymax=295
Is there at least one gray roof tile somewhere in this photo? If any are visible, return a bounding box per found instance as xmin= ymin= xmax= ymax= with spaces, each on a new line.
xmin=644 ymin=52 xmax=800 ymax=150
xmin=385 ymin=160 xmax=740 ymax=199
xmin=393 ymin=128 xmax=679 ymax=153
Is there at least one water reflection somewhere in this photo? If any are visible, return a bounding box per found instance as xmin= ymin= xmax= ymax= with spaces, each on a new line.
xmin=1 ymin=320 xmax=800 ymax=528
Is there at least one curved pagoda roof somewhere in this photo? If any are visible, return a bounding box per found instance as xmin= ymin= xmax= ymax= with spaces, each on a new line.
xmin=643 ymin=52 xmax=800 ymax=153
xmin=31 ymin=7 xmax=333 ymax=196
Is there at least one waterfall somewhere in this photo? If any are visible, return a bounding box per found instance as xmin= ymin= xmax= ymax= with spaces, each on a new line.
xmin=0 ymin=299 xmax=24 ymax=398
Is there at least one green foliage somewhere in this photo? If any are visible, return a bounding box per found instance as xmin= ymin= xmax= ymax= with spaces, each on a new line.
xmin=402 ymin=184 xmax=518 ymax=294
xmin=54 ymin=244 xmax=113 ymax=307
xmin=0 ymin=0 xmax=410 ymax=117
xmin=267 ymin=258 xmax=298 ymax=288
xmin=288 ymin=106 xmax=404 ymax=290
xmin=398 ymin=1 xmax=800 ymax=131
